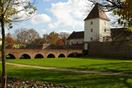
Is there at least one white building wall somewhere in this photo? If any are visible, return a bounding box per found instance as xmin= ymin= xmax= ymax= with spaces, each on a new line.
xmin=0 ymin=40 xmax=2 ymax=45
xmin=84 ymin=18 xmax=100 ymax=42
xmin=99 ymin=19 xmax=111 ymax=42
xmin=84 ymin=18 xmax=111 ymax=42
xmin=68 ymin=39 xmax=84 ymax=45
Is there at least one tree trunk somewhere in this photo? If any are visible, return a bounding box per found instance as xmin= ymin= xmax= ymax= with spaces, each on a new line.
xmin=1 ymin=13 xmax=7 ymax=88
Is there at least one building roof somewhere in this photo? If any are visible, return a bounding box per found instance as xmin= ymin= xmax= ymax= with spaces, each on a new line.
xmin=111 ymin=28 xmax=132 ymax=40
xmin=68 ymin=28 xmax=131 ymax=40
xmin=111 ymin=28 xmax=129 ymax=37
xmin=67 ymin=31 xmax=84 ymax=40
xmin=84 ymin=3 xmax=109 ymax=21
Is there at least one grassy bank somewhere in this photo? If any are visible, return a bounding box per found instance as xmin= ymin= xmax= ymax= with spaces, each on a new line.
xmin=0 ymin=64 xmax=132 ymax=88
xmin=7 ymin=57 xmax=132 ymax=72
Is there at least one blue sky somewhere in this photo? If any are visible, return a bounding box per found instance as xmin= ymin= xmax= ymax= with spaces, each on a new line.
xmin=10 ymin=0 xmax=118 ymax=37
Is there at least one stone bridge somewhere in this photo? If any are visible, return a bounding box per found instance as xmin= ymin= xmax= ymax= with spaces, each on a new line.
xmin=3 ymin=49 xmax=82 ymax=59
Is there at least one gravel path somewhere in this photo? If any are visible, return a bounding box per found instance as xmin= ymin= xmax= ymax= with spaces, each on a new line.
xmin=5 ymin=62 xmax=132 ymax=77
xmin=0 ymin=77 xmax=74 ymax=88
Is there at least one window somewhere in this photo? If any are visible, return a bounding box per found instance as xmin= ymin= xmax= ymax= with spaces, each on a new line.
xmin=90 ymin=37 xmax=93 ymax=40
xmin=104 ymin=29 xmax=106 ymax=32
xmin=104 ymin=21 xmax=106 ymax=25
xmin=103 ymin=37 xmax=105 ymax=41
xmin=84 ymin=43 xmax=88 ymax=50
xmin=90 ymin=21 xmax=93 ymax=25
xmin=91 ymin=28 xmax=93 ymax=32
xmin=71 ymin=42 xmax=73 ymax=45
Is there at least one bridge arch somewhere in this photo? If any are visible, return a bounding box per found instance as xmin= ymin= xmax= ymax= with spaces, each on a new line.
xmin=58 ymin=54 xmax=65 ymax=58
xmin=34 ymin=54 xmax=44 ymax=59
xmin=6 ymin=54 xmax=16 ymax=59
xmin=68 ymin=52 xmax=82 ymax=57
xmin=20 ymin=54 xmax=31 ymax=59
xmin=5 ymin=49 xmax=82 ymax=59
xmin=47 ymin=53 xmax=55 ymax=58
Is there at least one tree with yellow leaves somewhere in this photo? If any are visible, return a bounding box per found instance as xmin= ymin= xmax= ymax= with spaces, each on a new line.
xmin=114 ymin=0 xmax=132 ymax=29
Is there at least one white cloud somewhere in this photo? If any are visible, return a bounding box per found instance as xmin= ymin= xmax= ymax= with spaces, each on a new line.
xmin=30 ymin=0 xmax=93 ymax=33
xmin=49 ymin=0 xmax=119 ymax=31
xmin=30 ymin=0 xmax=118 ymax=34
xmin=43 ymin=0 xmax=52 ymax=2
xmin=49 ymin=0 xmax=93 ymax=31
xmin=106 ymin=12 xmax=121 ymax=28
xmin=31 ymin=14 xmax=52 ymax=24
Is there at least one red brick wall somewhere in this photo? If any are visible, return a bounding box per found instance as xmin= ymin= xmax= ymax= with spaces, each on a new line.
xmin=0 ymin=49 xmax=82 ymax=59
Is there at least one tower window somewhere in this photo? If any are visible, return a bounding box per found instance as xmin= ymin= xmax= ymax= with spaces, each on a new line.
xmin=91 ymin=28 xmax=93 ymax=32
xmin=90 ymin=21 xmax=93 ymax=25
xmin=104 ymin=29 xmax=106 ymax=32
xmin=104 ymin=21 xmax=106 ymax=25
xmin=103 ymin=37 xmax=105 ymax=41
xmin=90 ymin=37 xmax=93 ymax=40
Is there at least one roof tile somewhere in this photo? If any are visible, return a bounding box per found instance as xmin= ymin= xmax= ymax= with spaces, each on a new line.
xmin=67 ymin=31 xmax=84 ymax=40
xmin=84 ymin=3 xmax=109 ymax=21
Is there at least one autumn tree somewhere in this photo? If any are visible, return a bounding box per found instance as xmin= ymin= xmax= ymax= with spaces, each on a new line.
xmin=56 ymin=39 xmax=65 ymax=46
xmin=43 ymin=33 xmax=49 ymax=43
xmin=113 ymin=0 xmax=132 ymax=28
xmin=0 ymin=0 xmax=36 ymax=87
xmin=29 ymin=34 xmax=49 ymax=49
xmin=5 ymin=33 xmax=15 ymax=49
xmin=15 ymin=28 xmax=29 ymax=47
xmin=58 ymin=32 xmax=69 ymax=45
xmin=27 ymin=38 xmax=46 ymax=49
xmin=47 ymin=32 xmax=60 ymax=45
xmin=15 ymin=28 xmax=40 ymax=47
xmin=26 ymin=32 xmax=70 ymax=49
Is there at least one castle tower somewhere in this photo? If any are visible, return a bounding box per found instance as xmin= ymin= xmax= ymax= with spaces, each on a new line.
xmin=84 ymin=3 xmax=111 ymax=50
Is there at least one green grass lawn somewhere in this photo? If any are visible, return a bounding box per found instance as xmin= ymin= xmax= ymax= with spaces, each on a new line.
xmin=7 ymin=57 xmax=132 ymax=72
xmin=0 ymin=64 xmax=132 ymax=88
xmin=1 ymin=57 xmax=132 ymax=87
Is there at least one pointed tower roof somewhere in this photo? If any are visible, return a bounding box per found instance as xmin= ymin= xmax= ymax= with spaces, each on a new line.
xmin=84 ymin=3 xmax=109 ymax=21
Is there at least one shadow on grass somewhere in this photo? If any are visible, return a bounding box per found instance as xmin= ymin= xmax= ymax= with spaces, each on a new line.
xmin=82 ymin=56 xmax=132 ymax=60
xmin=5 ymin=67 xmax=132 ymax=88
xmin=68 ymin=62 xmax=132 ymax=73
